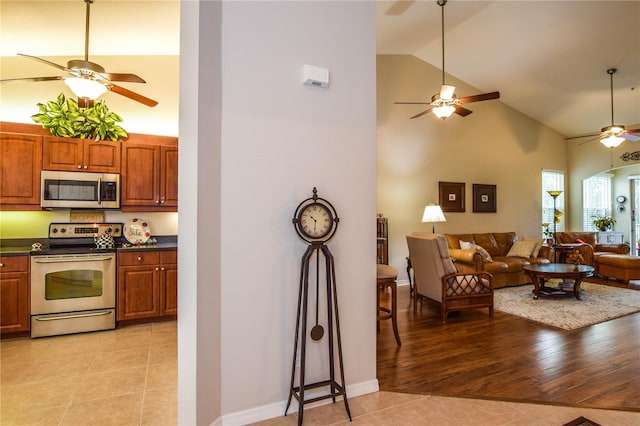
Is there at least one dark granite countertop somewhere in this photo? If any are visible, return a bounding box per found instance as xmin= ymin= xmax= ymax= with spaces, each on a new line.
xmin=0 ymin=236 xmax=177 ymax=256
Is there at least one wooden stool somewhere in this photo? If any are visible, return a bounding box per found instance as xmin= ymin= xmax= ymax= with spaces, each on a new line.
xmin=376 ymin=264 xmax=401 ymax=346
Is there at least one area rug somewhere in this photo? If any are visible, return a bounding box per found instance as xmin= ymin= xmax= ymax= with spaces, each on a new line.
xmin=494 ymin=282 xmax=640 ymax=330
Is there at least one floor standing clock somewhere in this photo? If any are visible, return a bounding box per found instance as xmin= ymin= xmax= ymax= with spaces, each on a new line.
xmin=285 ymin=187 xmax=351 ymax=425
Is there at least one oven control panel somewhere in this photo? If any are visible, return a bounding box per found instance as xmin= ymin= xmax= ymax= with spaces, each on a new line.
xmin=48 ymin=223 xmax=123 ymax=239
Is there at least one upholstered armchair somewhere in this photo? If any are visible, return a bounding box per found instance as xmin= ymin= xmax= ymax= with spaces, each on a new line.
xmin=406 ymin=233 xmax=494 ymax=323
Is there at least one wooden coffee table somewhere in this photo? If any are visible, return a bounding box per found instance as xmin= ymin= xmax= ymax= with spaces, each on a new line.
xmin=524 ymin=263 xmax=595 ymax=300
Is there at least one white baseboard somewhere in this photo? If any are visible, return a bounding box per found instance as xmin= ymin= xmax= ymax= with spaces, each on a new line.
xmin=219 ymin=379 xmax=379 ymax=425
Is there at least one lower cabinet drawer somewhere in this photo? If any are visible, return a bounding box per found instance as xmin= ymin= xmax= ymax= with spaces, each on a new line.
xmin=118 ymin=251 xmax=160 ymax=266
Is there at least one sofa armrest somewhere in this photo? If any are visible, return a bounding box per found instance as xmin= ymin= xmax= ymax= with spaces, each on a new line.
xmin=595 ymin=243 xmax=630 ymax=255
xmin=449 ymin=248 xmax=483 ymax=271
xmin=538 ymin=245 xmax=553 ymax=261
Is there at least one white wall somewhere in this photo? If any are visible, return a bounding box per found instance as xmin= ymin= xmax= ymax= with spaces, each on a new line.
xmin=377 ymin=55 xmax=568 ymax=281
xmin=180 ymin=1 xmax=377 ymax=424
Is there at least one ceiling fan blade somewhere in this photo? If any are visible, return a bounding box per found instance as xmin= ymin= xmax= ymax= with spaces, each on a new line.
xmin=458 ymin=91 xmax=500 ymax=104
xmin=17 ymin=53 xmax=68 ymax=72
xmin=385 ymin=1 xmax=415 ymax=15
xmin=627 ymin=129 xmax=640 ymax=134
xmin=439 ymin=85 xmax=456 ymax=100
xmin=623 ymin=133 xmax=640 ymax=142
xmin=394 ymin=101 xmax=430 ymax=105
xmin=1 ymin=76 xmax=63 ymax=83
xmin=100 ymin=72 xmax=146 ymax=84
xmin=410 ymin=108 xmax=433 ymax=119
xmin=107 ymin=83 xmax=158 ymax=107
xmin=578 ymin=136 xmax=600 ymax=146
xmin=564 ymin=132 xmax=600 ymax=141
xmin=454 ymin=105 xmax=473 ymax=117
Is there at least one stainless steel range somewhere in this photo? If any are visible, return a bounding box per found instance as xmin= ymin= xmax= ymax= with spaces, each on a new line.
xmin=30 ymin=223 xmax=123 ymax=338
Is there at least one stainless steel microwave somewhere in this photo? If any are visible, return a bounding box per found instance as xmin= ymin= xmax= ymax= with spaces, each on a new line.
xmin=41 ymin=171 xmax=120 ymax=209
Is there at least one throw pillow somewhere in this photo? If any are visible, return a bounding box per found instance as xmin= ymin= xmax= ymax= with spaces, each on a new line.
xmin=506 ymin=240 xmax=539 ymax=258
xmin=523 ymin=237 xmax=544 ymax=257
xmin=473 ymin=244 xmax=493 ymax=263
xmin=576 ymin=238 xmax=585 ymax=244
xmin=459 ymin=240 xmax=474 ymax=250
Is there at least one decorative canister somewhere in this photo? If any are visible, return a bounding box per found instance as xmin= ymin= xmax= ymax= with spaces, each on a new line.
xmin=94 ymin=232 xmax=115 ymax=249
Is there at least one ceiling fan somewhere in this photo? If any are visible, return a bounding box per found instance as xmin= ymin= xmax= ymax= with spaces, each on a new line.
xmin=394 ymin=0 xmax=500 ymax=120
xmin=0 ymin=0 xmax=157 ymax=107
xmin=565 ymin=68 xmax=639 ymax=148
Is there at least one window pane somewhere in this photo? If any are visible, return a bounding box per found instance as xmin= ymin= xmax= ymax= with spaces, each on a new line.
xmin=583 ymin=174 xmax=612 ymax=231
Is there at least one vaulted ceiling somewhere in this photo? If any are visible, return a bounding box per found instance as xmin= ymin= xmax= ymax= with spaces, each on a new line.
xmin=377 ymin=0 xmax=640 ymax=139
xmin=2 ymin=1 xmax=638 ymax=140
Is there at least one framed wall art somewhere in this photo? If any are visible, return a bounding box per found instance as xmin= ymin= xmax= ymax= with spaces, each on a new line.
xmin=438 ymin=181 xmax=465 ymax=212
xmin=473 ymin=184 xmax=496 ymax=213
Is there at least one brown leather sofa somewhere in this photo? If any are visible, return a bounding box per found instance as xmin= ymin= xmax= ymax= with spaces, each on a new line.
xmin=555 ymin=232 xmax=630 ymax=271
xmin=443 ymin=232 xmax=553 ymax=288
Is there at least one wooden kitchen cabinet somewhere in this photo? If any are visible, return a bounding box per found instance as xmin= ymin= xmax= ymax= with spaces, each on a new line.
xmin=121 ymin=134 xmax=178 ymax=211
xmin=43 ymin=136 xmax=121 ymax=173
xmin=0 ymin=132 xmax=43 ymax=210
xmin=0 ymin=256 xmax=30 ymax=334
xmin=117 ymin=250 xmax=177 ymax=321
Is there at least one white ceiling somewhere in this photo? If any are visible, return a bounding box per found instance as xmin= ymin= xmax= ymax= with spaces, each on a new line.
xmin=377 ymin=0 xmax=640 ymax=138
xmin=1 ymin=1 xmax=639 ymax=139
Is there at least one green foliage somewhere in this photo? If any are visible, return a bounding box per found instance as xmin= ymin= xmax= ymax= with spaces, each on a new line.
xmin=31 ymin=93 xmax=127 ymax=141
xmin=592 ymin=213 xmax=616 ymax=231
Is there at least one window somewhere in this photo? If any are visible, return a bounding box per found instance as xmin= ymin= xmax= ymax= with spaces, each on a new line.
xmin=583 ymin=174 xmax=612 ymax=231
xmin=542 ymin=170 xmax=565 ymax=236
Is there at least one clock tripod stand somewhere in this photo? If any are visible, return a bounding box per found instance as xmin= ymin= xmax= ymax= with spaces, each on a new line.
xmin=285 ymin=241 xmax=351 ymax=425
xmin=287 ymin=188 xmax=350 ymax=425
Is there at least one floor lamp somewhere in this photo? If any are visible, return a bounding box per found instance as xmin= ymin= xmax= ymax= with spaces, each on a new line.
xmin=422 ymin=204 xmax=447 ymax=233
xmin=547 ymin=190 xmax=562 ymax=244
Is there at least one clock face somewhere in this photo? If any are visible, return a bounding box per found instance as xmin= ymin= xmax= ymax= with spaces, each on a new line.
xmin=298 ymin=203 xmax=333 ymax=239
xmin=617 ymin=195 xmax=626 ymax=203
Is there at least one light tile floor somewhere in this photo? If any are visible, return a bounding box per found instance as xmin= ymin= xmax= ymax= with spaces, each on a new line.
xmin=1 ymin=321 xmax=177 ymax=425
xmin=2 ymin=321 xmax=639 ymax=425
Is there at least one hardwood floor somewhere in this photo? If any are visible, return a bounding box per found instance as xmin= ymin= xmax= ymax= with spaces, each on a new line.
xmin=376 ymin=284 xmax=640 ymax=412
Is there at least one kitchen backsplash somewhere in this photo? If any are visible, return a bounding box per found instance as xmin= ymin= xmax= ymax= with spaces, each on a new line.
xmin=0 ymin=211 xmax=178 ymax=239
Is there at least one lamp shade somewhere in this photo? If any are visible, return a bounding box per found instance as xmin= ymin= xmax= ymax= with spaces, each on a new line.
xmin=546 ymin=190 xmax=562 ymax=198
xmin=422 ymin=204 xmax=446 ymax=223
xmin=64 ymin=77 xmax=107 ymax=100
xmin=600 ymin=134 xmax=624 ymax=148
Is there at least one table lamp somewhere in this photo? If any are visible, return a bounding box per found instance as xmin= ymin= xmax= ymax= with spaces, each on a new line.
xmin=422 ymin=204 xmax=446 ymax=233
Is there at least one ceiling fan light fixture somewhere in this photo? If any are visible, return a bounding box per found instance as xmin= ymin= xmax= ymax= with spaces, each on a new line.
xmin=433 ymin=104 xmax=456 ymax=119
xmin=600 ymin=134 xmax=625 ymax=148
xmin=64 ymin=77 xmax=107 ymax=100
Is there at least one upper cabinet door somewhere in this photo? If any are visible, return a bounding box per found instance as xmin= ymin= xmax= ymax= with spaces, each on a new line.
xmin=43 ymin=136 xmax=120 ymax=173
xmin=0 ymin=133 xmax=42 ymax=209
xmin=121 ymin=143 xmax=161 ymax=208
xmin=83 ymin=140 xmax=121 ymax=173
xmin=42 ymin=137 xmax=82 ymax=171
xmin=161 ymin=146 xmax=178 ymax=208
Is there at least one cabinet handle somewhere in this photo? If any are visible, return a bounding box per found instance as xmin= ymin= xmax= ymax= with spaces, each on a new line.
xmin=0 ymin=263 xmax=4 ymax=267
xmin=155 ymin=267 xmax=160 ymax=271
xmin=84 ymin=165 xmax=88 ymax=169
xmin=155 ymin=200 xmax=160 ymax=204
xmin=137 ymin=256 xmax=142 ymax=261
xmin=77 ymin=165 xmax=82 ymax=169
xmin=161 ymin=267 xmax=165 ymax=271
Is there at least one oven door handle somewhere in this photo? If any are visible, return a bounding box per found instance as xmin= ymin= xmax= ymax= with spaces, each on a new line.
xmin=34 ymin=310 xmax=113 ymax=321
xmin=33 ymin=256 xmax=114 ymax=263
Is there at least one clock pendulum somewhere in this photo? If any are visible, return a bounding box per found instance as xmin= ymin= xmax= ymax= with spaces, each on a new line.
xmin=285 ymin=187 xmax=351 ymax=425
